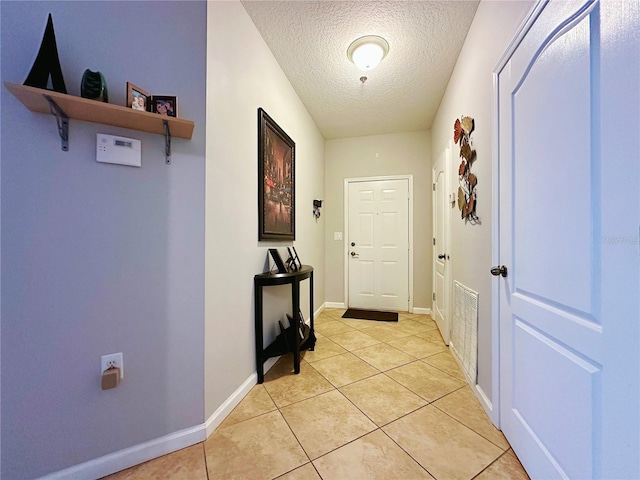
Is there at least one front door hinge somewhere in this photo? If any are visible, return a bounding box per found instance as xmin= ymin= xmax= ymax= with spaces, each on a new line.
xmin=433 ymin=237 xmax=436 ymax=246
xmin=432 ymin=183 xmax=436 ymax=191
xmin=432 ymin=292 xmax=436 ymax=301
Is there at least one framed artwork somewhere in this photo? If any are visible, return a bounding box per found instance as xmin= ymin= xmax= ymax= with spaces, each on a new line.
xmin=151 ymin=95 xmax=177 ymax=117
xmin=258 ymin=108 xmax=295 ymax=241
xmin=268 ymin=248 xmax=287 ymax=274
xmin=126 ymin=82 xmax=150 ymax=111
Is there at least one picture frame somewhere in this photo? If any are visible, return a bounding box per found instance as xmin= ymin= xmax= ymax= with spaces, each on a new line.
xmin=292 ymin=246 xmax=301 ymax=269
xmin=151 ymin=95 xmax=177 ymax=117
xmin=287 ymin=246 xmax=301 ymax=271
xmin=296 ymin=310 xmax=305 ymax=339
xmin=286 ymin=247 xmax=298 ymax=272
xmin=126 ymin=82 xmax=150 ymax=111
xmin=258 ymin=108 xmax=295 ymax=241
xmin=287 ymin=310 xmax=307 ymax=340
xmin=268 ymin=248 xmax=287 ymax=274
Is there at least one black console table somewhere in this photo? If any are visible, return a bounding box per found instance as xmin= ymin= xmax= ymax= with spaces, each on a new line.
xmin=254 ymin=265 xmax=315 ymax=384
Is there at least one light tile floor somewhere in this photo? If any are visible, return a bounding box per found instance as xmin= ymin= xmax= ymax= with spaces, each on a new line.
xmin=105 ymin=309 xmax=529 ymax=480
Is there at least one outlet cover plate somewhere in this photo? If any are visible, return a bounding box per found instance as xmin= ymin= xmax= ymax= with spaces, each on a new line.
xmin=101 ymin=353 xmax=124 ymax=379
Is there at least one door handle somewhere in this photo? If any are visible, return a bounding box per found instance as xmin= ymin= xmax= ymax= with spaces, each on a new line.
xmin=438 ymin=254 xmax=446 ymax=259
xmin=490 ymin=265 xmax=508 ymax=277
xmin=350 ymin=251 xmax=359 ymax=257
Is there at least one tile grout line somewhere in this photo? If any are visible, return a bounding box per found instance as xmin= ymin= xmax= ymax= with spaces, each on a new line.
xmin=429 ymin=393 xmax=510 ymax=452
xmin=258 ymin=310 xmax=515 ymax=480
xmin=295 ymin=334 xmax=462 ymax=477
xmin=470 ymin=450 xmax=525 ymax=480
xmin=269 ymin=391 xmax=314 ymax=480
xmin=377 ymin=427 xmax=438 ymax=480
xmin=201 ymin=442 xmax=210 ymax=480
xmin=270 ymin=356 xmax=423 ymax=475
xmin=315 ymin=310 xmax=503 ymax=478
xmin=121 ymin=310 xmax=522 ymax=480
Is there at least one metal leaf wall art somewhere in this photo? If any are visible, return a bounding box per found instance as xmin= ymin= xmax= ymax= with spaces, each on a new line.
xmin=454 ymin=115 xmax=480 ymax=224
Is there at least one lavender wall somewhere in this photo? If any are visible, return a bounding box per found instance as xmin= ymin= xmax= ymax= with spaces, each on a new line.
xmin=1 ymin=2 xmax=206 ymax=478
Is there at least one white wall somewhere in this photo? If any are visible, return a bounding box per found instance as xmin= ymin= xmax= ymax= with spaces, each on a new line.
xmin=324 ymin=131 xmax=431 ymax=309
xmin=205 ymin=1 xmax=325 ymax=418
xmin=430 ymin=0 xmax=534 ymax=410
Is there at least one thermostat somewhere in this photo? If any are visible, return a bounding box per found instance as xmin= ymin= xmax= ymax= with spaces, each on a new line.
xmin=96 ymin=133 xmax=141 ymax=167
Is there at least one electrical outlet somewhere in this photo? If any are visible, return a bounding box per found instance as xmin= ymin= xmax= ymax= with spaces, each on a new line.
xmin=101 ymin=353 xmax=124 ymax=379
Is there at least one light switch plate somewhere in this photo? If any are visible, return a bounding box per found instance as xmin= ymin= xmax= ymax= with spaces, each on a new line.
xmin=97 ymin=134 xmax=141 ymax=167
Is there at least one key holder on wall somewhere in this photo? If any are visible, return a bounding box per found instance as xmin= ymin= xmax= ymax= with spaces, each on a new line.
xmin=313 ymin=199 xmax=322 ymax=219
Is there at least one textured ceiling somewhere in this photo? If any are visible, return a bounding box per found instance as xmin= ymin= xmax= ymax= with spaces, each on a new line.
xmin=241 ymin=1 xmax=480 ymax=139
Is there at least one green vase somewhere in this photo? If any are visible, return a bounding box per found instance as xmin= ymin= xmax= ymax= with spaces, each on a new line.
xmin=81 ymin=69 xmax=108 ymax=102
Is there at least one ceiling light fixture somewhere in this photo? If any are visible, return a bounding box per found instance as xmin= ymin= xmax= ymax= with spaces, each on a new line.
xmin=347 ymin=35 xmax=389 ymax=71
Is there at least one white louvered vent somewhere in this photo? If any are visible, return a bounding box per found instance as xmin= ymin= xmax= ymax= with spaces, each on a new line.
xmin=451 ymin=281 xmax=478 ymax=383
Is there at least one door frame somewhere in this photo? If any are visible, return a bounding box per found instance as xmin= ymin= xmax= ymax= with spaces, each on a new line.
xmin=432 ymin=141 xmax=452 ymax=343
xmin=344 ymin=175 xmax=414 ymax=312
xmin=490 ymin=0 xmax=545 ymax=427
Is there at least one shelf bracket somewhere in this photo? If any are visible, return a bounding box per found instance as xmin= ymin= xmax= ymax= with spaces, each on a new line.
xmin=44 ymin=94 xmax=69 ymax=151
xmin=163 ymin=120 xmax=171 ymax=165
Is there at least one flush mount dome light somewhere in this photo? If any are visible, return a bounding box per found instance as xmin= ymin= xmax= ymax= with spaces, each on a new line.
xmin=347 ymin=35 xmax=389 ymax=71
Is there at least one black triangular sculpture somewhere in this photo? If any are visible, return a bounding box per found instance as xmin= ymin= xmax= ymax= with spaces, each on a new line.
xmin=24 ymin=14 xmax=67 ymax=94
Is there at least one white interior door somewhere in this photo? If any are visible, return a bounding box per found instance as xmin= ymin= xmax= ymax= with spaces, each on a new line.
xmin=347 ymin=178 xmax=409 ymax=312
xmin=497 ymin=1 xmax=639 ymax=478
xmin=432 ymin=144 xmax=451 ymax=344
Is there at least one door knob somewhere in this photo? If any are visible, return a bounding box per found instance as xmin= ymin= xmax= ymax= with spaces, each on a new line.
xmin=490 ymin=265 xmax=508 ymax=277
xmin=351 ymin=251 xmax=359 ymax=257
xmin=438 ymin=254 xmax=446 ymax=259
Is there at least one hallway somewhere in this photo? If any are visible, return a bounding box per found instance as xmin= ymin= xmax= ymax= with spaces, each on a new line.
xmin=106 ymin=309 xmax=529 ymax=479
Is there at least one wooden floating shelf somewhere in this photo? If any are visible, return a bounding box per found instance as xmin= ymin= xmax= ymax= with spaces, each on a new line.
xmin=4 ymin=82 xmax=194 ymax=140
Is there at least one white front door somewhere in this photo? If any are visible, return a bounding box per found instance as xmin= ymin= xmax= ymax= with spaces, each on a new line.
xmin=432 ymin=144 xmax=451 ymax=344
xmin=347 ymin=178 xmax=409 ymax=312
xmin=497 ymin=1 xmax=639 ymax=478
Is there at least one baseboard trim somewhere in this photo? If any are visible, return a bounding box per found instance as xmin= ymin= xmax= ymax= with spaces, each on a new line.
xmin=204 ymin=373 xmax=254 ymax=437
xmin=474 ymin=383 xmax=498 ymax=428
xmin=39 ymin=423 xmax=206 ymax=480
xmin=204 ymin=356 xmax=279 ymax=437
xmin=412 ymin=307 xmax=431 ymax=315
xmin=324 ymin=303 xmax=425 ymax=314
xmin=40 ymin=358 xmax=282 ymax=480
xmin=449 ymin=351 xmax=496 ymax=426
xmin=324 ymin=301 xmax=345 ymax=309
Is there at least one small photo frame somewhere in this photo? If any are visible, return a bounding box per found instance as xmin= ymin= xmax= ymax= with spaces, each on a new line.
xmin=287 ymin=247 xmax=301 ymax=271
xmin=287 ymin=310 xmax=307 ymax=340
xmin=268 ymin=248 xmax=287 ymax=274
xmin=292 ymin=246 xmax=301 ymax=269
xmin=297 ymin=310 xmax=306 ymax=339
xmin=286 ymin=247 xmax=298 ymax=272
xmin=151 ymin=95 xmax=177 ymax=117
xmin=126 ymin=82 xmax=150 ymax=111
